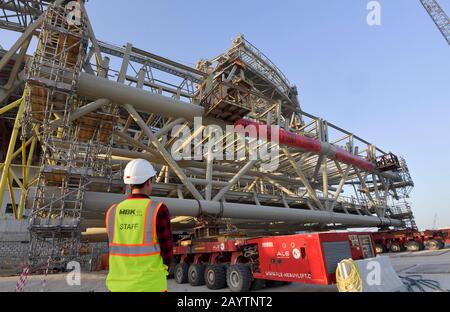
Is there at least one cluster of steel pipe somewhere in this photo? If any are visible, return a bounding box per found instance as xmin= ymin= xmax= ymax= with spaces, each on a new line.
xmin=0 ymin=49 xmax=405 ymax=230
xmin=77 ymin=73 xmax=399 ymax=180
xmin=70 ymin=72 xmax=406 ymax=229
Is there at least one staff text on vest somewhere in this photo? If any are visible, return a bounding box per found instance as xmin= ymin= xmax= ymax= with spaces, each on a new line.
xmin=119 ymin=223 xmax=139 ymax=230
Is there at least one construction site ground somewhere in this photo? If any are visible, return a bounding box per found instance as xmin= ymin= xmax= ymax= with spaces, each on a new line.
xmin=0 ymin=246 xmax=449 ymax=292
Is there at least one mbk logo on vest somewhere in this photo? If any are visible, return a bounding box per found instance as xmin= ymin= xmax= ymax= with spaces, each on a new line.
xmin=119 ymin=209 xmax=143 ymax=217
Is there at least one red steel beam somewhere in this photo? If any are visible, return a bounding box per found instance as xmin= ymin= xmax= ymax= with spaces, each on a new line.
xmin=235 ymin=119 xmax=377 ymax=172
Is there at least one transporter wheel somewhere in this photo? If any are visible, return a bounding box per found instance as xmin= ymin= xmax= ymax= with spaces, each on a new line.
xmin=418 ymin=241 xmax=425 ymax=250
xmin=227 ymin=264 xmax=252 ymax=292
xmin=205 ymin=265 xmax=227 ymax=290
xmin=188 ymin=264 xmax=206 ymax=286
xmin=405 ymin=241 xmax=424 ymax=252
xmin=375 ymin=244 xmax=387 ymax=254
xmin=390 ymin=242 xmax=403 ymax=253
xmin=250 ymin=278 xmax=266 ymax=291
xmin=174 ymin=262 xmax=189 ymax=284
xmin=438 ymin=241 xmax=446 ymax=249
xmin=425 ymin=239 xmax=441 ymax=251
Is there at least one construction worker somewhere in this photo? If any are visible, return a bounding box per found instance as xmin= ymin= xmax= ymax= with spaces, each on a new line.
xmin=105 ymin=159 xmax=173 ymax=292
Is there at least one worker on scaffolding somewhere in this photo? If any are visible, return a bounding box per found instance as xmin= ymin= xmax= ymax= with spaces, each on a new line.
xmin=105 ymin=159 xmax=173 ymax=292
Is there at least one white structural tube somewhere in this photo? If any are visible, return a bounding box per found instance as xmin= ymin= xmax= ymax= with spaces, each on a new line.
xmin=78 ymin=73 xmax=204 ymax=120
xmin=79 ymin=191 xmax=401 ymax=227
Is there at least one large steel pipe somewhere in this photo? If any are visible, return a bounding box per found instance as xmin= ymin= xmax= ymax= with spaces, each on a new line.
xmin=235 ymin=119 xmax=400 ymax=181
xmin=79 ymin=191 xmax=401 ymax=227
xmin=78 ymin=73 xmax=204 ymax=120
xmin=236 ymin=119 xmax=376 ymax=171
xmin=26 ymin=187 xmax=401 ymax=228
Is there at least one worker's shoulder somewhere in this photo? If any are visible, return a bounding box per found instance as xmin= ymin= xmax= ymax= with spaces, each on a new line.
xmin=154 ymin=201 xmax=170 ymax=215
xmin=147 ymin=197 xmax=165 ymax=206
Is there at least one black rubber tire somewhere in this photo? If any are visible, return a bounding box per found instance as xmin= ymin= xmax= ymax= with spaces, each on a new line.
xmin=188 ymin=264 xmax=206 ymax=286
xmin=204 ymin=265 xmax=227 ymax=290
xmin=174 ymin=262 xmax=189 ymax=284
xmin=418 ymin=241 xmax=425 ymax=251
xmin=390 ymin=242 xmax=403 ymax=253
xmin=405 ymin=241 xmax=424 ymax=252
xmin=250 ymin=278 xmax=266 ymax=291
xmin=438 ymin=241 xmax=446 ymax=250
xmin=226 ymin=264 xmax=252 ymax=292
xmin=375 ymin=244 xmax=386 ymax=254
xmin=425 ymin=239 xmax=442 ymax=251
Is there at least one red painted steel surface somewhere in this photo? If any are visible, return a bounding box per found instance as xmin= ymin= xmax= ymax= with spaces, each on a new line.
xmin=248 ymin=232 xmax=374 ymax=284
xmin=235 ymin=119 xmax=377 ymax=172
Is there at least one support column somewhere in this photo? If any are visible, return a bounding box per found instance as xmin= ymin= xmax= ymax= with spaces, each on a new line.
xmin=0 ymin=98 xmax=24 ymax=216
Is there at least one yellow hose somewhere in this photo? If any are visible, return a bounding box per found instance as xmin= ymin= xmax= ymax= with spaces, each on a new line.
xmin=336 ymin=259 xmax=363 ymax=292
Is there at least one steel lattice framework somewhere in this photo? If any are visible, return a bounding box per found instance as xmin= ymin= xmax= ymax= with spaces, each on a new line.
xmin=0 ymin=0 xmax=54 ymax=32
xmin=0 ymin=1 xmax=418 ymax=265
xmin=420 ymin=0 xmax=450 ymax=45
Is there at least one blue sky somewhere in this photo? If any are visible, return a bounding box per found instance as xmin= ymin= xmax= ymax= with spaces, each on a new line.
xmin=2 ymin=0 xmax=449 ymax=229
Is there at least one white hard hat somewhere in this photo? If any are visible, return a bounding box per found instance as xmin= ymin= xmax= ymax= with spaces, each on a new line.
xmin=123 ymin=159 xmax=157 ymax=185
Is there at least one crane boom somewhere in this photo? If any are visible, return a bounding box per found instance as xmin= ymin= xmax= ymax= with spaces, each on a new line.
xmin=420 ymin=0 xmax=450 ymax=45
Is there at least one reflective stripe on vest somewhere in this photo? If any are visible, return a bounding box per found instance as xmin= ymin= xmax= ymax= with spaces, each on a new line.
xmin=106 ymin=199 xmax=162 ymax=257
xmin=109 ymin=244 xmax=161 ymax=256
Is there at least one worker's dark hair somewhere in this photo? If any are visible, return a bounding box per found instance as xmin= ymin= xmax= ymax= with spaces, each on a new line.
xmin=131 ymin=178 xmax=152 ymax=190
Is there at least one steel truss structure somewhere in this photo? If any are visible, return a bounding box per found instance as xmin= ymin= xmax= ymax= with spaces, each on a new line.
xmin=0 ymin=1 xmax=417 ymax=266
xmin=420 ymin=0 xmax=450 ymax=45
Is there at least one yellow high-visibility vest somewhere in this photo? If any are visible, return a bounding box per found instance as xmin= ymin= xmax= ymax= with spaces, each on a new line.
xmin=105 ymin=198 xmax=168 ymax=292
